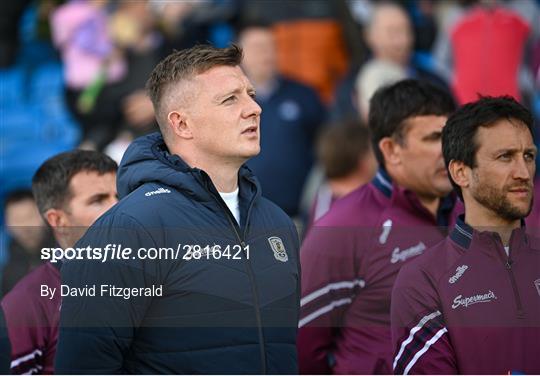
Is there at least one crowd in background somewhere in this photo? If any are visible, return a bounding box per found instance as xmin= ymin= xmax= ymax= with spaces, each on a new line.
xmin=1 ymin=0 xmax=540 ymax=297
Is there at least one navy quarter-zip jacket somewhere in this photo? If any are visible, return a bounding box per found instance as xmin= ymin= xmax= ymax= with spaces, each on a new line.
xmin=55 ymin=132 xmax=301 ymax=374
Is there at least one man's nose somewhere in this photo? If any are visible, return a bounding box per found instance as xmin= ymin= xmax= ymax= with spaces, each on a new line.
xmin=243 ymin=96 xmax=262 ymax=118
xmin=513 ymin=156 xmax=532 ymax=181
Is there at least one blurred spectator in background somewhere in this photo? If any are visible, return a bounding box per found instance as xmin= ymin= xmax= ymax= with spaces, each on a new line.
xmin=240 ymin=21 xmax=326 ymax=219
xmin=0 ymin=1 xmax=80 ymax=221
xmin=434 ymin=0 xmax=534 ymax=104
xmin=240 ymin=0 xmax=349 ymax=103
xmin=355 ymin=59 xmax=407 ymax=122
xmin=1 ymin=190 xmax=52 ymax=297
xmin=51 ymin=0 xmax=160 ymax=154
xmin=51 ymin=0 xmax=127 ymax=150
xmin=1 ymin=150 xmax=118 ymax=374
xmin=307 ymin=121 xmax=377 ymax=230
xmin=331 ymin=1 xmax=449 ymax=122
xmin=154 ymin=0 xmax=238 ymax=52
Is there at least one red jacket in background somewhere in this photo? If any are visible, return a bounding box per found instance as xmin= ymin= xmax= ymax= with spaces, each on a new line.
xmin=451 ymin=7 xmax=529 ymax=104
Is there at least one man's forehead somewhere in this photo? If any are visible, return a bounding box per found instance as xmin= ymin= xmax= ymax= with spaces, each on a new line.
xmin=476 ymin=119 xmax=534 ymax=150
xmin=69 ymin=171 xmax=116 ymax=195
xmin=403 ymin=115 xmax=447 ymax=134
xmin=198 ymin=65 xmax=248 ymax=83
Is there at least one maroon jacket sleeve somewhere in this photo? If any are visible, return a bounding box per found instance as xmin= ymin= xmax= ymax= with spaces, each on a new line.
xmin=391 ymin=263 xmax=457 ymax=374
xmin=2 ymin=291 xmax=55 ymax=374
xmin=298 ymin=225 xmax=364 ymax=374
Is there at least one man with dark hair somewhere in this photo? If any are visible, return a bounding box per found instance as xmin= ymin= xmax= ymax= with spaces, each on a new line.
xmin=298 ymin=79 xmax=461 ymax=374
xmin=2 ymin=190 xmax=50 ymax=297
xmin=391 ymin=96 xmax=540 ymax=374
xmin=56 ymin=44 xmax=300 ymax=374
xmin=1 ymin=150 xmax=117 ymax=374
xmin=307 ymin=121 xmax=377 ymax=227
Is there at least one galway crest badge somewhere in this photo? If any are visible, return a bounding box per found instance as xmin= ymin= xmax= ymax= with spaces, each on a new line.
xmin=268 ymin=236 xmax=288 ymax=262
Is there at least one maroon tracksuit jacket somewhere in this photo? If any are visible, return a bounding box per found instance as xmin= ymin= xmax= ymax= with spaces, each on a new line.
xmin=1 ymin=262 xmax=61 ymax=374
xmin=298 ymin=169 xmax=462 ymax=374
xmin=391 ymin=216 xmax=540 ymax=374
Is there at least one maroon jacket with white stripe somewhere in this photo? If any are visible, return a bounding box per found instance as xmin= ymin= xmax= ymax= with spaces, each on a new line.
xmin=1 ymin=262 xmax=61 ymax=374
xmin=298 ymin=169 xmax=462 ymax=374
xmin=391 ymin=216 xmax=540 ymax=374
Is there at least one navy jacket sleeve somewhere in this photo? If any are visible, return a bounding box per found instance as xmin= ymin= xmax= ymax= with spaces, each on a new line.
xmin=55 ymin=213 xmax=160 ymax=374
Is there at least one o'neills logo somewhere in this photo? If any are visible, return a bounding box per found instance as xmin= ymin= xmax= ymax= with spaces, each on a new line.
xmin=145 ymin=187 xmax=171 ymax=197
xmin=452 ymin=290 xmax=497 ymax=309
xmin=449 ymin=265 xmax=468 ymax=284
xmin=390 ymin=242 xmax=426 ymax=264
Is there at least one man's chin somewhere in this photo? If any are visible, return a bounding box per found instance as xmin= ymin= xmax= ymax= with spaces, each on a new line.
xmin=243 ymin=147 xmax=261 ymax=159
xmin=435 ymin=184 xmax=454 ymax=198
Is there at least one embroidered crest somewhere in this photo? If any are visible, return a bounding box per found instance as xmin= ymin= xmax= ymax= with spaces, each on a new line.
xmin=268 ymin=236 xmax=288 ymax=262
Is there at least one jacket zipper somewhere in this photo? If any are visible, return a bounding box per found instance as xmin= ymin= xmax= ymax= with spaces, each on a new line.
xmin=202 ymin=174 xmax=267 ymax=374
xmin=499 ymin=237 xmax=525 ymax=319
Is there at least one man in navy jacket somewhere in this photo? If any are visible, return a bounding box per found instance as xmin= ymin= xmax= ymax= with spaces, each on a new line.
xmin=392 ymin=96 xmax=540 ymax=374
xmin=55 ymin=45 xmax=301 ymax=374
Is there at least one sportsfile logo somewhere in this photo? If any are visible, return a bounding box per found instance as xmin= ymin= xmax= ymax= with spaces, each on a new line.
xmin=145 ymin=187 xmax=171 ymax=197
xmin=449 ymin=265 xmax=469 ymax=284
xmin=452 ymin=290 xmax=497 ymax=309
xmin=390 ymin=242 xmax=426 ymax=264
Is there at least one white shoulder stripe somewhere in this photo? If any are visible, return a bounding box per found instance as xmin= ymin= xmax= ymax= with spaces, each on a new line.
xmin=393 ymin=310 xmax=442 ymax=370
xmin=11 ymin=349 xmax=43 ymax=368
xmin=22 ymin=364 xmax=42 ymax=375
xmin=301 ymin=279 xmax=365 ymax=307
xmin=403 ymin=327 xmax=448 ymax=375
xmin=299 ymin=298 xmax=352 ymax=327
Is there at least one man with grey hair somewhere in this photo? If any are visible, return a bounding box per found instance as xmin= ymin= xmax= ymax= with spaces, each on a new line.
xmin=55 ymin=44 xmax=301 ymax=374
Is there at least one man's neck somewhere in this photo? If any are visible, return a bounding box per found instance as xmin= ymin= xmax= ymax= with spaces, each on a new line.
xmin=205 ymin=166 xmax=239 ymax=193
xmin=416 ymin=194 xmax=441 ymax=218
xmin=175 ymin=148 xmax=241 ymax=193
xmin=386 ymin=167 xmax=441 ymax=217
xmin=464 ymin=201 xmax=521 ymax=246
xmin=328 ymin=173 xmax=371 ymax=199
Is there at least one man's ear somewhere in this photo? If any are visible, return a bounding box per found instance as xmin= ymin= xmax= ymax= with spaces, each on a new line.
xmin=45 ymin=208 xmax=64 ymax=228
xmin=378 ymin=137 xmax=402 ymax=167
xmin=448 ymin=159 xmax=470 ymax=191
xmin=44 ymin=208 xmax=69 ymax=239
xmin=168 ymin=110 xmax=193 ymax=140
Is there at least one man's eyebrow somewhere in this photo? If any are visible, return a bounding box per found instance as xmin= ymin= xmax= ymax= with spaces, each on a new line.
xmin=213 ymin=86 xmax=256 ymax=102
xmin=492 ymin=147 xmax=538 ymax=154
xmin=85 ymin=193 xmax=109 ymax=204
xmin=421 ymin=130 xmax=442 ymax=140
xmin=213 ymin=87 xmax=242 ymax=102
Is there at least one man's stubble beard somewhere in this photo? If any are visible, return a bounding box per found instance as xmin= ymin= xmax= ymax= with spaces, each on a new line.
xmin=471 ymin=171 xmax=533 ymax=221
